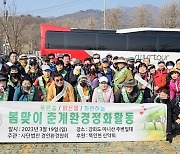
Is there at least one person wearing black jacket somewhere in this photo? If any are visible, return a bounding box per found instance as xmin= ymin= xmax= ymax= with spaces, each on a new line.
xmin=148 ymin=89 xmax=173 ymax=142
xmin=171 ymin=96 xmax=180 ymax=133
xmin=6 ymin=52 xmax=26 ymax=77
xmin=114 ymin=79 xmax=144 ymax=104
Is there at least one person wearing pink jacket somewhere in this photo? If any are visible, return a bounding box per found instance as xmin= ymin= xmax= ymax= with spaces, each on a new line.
xmin=92 ymin=76 xmax=114 ymax=103
xmin=169 ymin=68 xmax=180 ymax=100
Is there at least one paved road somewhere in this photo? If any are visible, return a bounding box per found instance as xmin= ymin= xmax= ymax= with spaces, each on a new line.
xmin=0 ymin=135 xmax=179 ymax=154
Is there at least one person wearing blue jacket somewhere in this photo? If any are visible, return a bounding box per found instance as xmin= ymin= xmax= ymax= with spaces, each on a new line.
xmin=13 ymin=76 xmax=39 ymax=101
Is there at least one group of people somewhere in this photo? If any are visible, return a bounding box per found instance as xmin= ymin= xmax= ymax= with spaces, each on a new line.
xmin=0 ymin=51 xmax=180 ymax=140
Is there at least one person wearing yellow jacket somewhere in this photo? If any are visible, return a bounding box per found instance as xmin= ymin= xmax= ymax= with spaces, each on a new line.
xmin=113 ymin=57 xmax=133 ymax=93
xmin=47 ymin=72 xmax=75 ymax=102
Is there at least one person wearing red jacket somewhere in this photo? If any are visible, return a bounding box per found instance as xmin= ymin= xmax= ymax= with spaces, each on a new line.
xmin=153 ymin=61 xmax=168 ymax=93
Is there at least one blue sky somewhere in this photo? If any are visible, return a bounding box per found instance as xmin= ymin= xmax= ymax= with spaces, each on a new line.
xmin=3 ymin=0 xmax=172 ymax=17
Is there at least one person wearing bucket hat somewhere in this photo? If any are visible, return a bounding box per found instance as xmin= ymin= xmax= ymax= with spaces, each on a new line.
xmin=113 ymin=57 xmax=133 ymax=93
xmin=169 ymin=68 xmax=180 ymax=100
xmin=34 ymin=65 xmax=53 ymax=101
xmin=74 ymin=75 xmax=93 ymax=102
xmin=0 ymin=74 xmax=9 ymax=101
xmin=114 ymin=79 xmax=143 ymax=104
xmin=92 ymin=76 xmax=114 ymax=103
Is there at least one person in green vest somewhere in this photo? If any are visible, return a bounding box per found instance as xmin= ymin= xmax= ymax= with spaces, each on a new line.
xmin=33 ymin=65 xmax=53 ymax=101
xmin=54 ymin=60 xmax=68 ymax=80
xmin=13 ymin=76 xmax=39 ymax=101
xmin=114 ymin=79 xmax=143 ymax=104
xmin=74 ymin=75 xmax=93 ymax=102
xmin=113 ymin=57 xmax=133 ymax=93
xmin=0 ymin=75 xmax=9 ymax=101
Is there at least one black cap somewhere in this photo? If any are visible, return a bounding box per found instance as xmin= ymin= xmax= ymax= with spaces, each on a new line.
xmin=29 ymin=58 xmax=37 ymax=65
xmin=102 ymin=57 xmax=109 ymax=63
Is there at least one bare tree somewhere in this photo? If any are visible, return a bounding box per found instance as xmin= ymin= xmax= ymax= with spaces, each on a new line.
xmin=0 ymin=3 xmax=27 ymax=53
xmin=106 ymin=8 xmax=124 ymax=30
xmin=80 ymin=16 xmax=97 ymax=29
xmin=157 ymin=2 xmax=180 ymax=28
xmin=132 ymin=5 xmax=152 ymax=27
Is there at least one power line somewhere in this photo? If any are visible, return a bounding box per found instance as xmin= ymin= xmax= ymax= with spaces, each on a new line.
xmin=16 ymin=0 xmax=93 ymax=15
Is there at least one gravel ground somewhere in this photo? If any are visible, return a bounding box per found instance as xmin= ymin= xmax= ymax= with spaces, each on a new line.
xmin=0 ymin=135 xmax=179 ymax=154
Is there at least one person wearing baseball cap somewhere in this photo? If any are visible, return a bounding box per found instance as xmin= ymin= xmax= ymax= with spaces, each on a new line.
xmin=113 ymin=57 xmax=133 ymax=92
xmin=92 ymin=76 xmax=114 ymax=103
xmin=114 ymin=79 xmax=143 ymax=103
xmin=99 ymin=57 xmax=114 ymax=86
xmin=34 ymin=65 xmax=53 ymax=101
xmin=27 ymin=58 xmax=42 ymax=83
xmin=127 ymin=57 xmax=136 ymax=76
xmin=74 ymin=75 xmax=93 ymax=102
xmin=19 ymin=54 xmax=28 ymax=69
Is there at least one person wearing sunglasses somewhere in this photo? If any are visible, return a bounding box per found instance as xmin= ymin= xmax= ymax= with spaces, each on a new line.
xmin=47 ymin=72 xmax=75 ymax=102
xmin=27 ymin=58 xmax=42 ymax=83
xmin=93 ymin=53 xmax=102 ymax=70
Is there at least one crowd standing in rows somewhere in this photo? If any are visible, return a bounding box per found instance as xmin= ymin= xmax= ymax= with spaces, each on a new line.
xmin=0 ymin=51 xmax=180 ymax=141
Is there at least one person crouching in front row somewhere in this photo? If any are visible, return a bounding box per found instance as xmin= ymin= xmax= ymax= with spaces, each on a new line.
xmin=74 ymin=75 xmax=93 ymax=102
xmin=114 ymin=79 xmax=143 ymax=104
xmin=92 ymin=76 xmax=114 ymax=103
xmin=47 ymin=72 xmax=75 ymax=102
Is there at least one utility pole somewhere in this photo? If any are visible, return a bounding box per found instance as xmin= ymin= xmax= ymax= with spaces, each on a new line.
xmin=103 ymin=0 xmax=106 ymax=30
xmin=2 ymin=0 xmax=9 ymax=55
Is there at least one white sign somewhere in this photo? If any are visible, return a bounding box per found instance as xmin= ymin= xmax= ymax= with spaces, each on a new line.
xmin=0 ymin=102 xmax=167 ymax=143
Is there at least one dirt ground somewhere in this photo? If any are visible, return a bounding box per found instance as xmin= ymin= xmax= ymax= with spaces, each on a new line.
xmin=0 ymin=135 xmax=179 ymax=154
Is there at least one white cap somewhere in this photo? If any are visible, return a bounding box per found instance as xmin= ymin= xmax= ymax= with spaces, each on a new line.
xmin=99 ymin=76 xmax=108 ymax=83
xmin=42 ymin=65 xmax=51 ymax=71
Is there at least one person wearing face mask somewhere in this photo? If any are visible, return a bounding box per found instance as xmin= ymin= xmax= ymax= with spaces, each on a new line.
xmin=169 ymin=68 xmax=180 ymax=101
xmin=67 ymin=59 xmax=85 ymax=86
xmin=34 ymin=65 xmax=53 ymax=101
xmin=93 ymin=53 xmax=102 ymax=70
xmin=87 ymin=64 xmax=102 ymax=89
xmin=74 ymin=75 xmax=93 ymax=102
xmin=7 ymin=65 xmax=21 ymax=101
xmin=113 ymin=57 xmax=133 ymax=93
xmin=134 ymin=63 xmax=153 ymax=102
xmin=166 ymin=61 xmax=175 ymax=73
xmin=13 ymin=76 xmax=39 ymax=101
xmin=92 ymin=76 xmax=114 ymax=103
xmin=47 ymin=72 xmax=75 ymax=102
xmin=0 ymin=75 xmax=9 ymax=101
